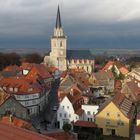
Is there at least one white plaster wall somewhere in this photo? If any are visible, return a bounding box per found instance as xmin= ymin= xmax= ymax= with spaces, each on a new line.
xmin=82 ymin=105 xmax=99 ymax=122
xmin=57 ymin=96 xmax=79 ymax=129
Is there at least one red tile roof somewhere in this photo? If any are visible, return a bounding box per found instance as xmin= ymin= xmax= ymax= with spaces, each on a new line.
xmin=0 ymin=77 xmax=44 ymax=94
xmin=0 ymin=123 xmax=55 ymax=140
xmin=47 ymin=67 xmax=58 ymax=73
xmin=46 ymin=131 xmax=77 ymax=140
xmin=74 ymin=120 xmax=97 ymax=128
xmin=3 ymin=65 xmax=21 ymax=72
xmin=0 ymin=115 xmax=32 ymax=130
xmin=25 ymin=64 xmax=51 ymax=79
xmin=101 ymin=60 xmax=129 ymax=75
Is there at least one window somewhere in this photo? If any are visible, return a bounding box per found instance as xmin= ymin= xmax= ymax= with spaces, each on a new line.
xmin=32 ymin=100 xmax=36 ymax=104
xmin=69 ymin=114 xmax=71 ymax=118
xmin=60 ymin=41 xmax=62 ymax=47
xmin=106 ymin=121 xmax=110 ymax=125
xmin=59 ymin=113 xmax=62 ymax=117
xmin=64 ymin=114 xmax=67 ymax=118
xmin=106 ymin=112 xmax=110 ymax=117
xmin=117 ymin=113 xmax=120 ymax=117
xmin=25 ymin=101 xmax=29 ymax=106
xmin=3 ymin=86 xmax=6 ymax=90
xmin=25 ymin=95 xmax=29 ymax=99
xmin=28 ymin=88 xmax=33 ymax=92
xmin=14 ymin=88 xmax=18 ymax=93
xmin=106 ymin=119 xmax=110 ymax=125
xmin=121 ymin=122 xmax=124 ymax=126
xmin=87 ymin=111 xmax=91 ymax=115
xmin=62 ymin=106 xmax=64 ymax=109
xmin=9 ymin=87 xmax=13 ymax=92
xmin=88 ymin=118 xmax=92 ymax=122
xmin=67 ymin=106 xmax=69 ymax=109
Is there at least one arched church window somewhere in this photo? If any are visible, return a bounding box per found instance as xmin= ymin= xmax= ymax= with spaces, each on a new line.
xmin=60 ymin=41 xmax=62 ymax=47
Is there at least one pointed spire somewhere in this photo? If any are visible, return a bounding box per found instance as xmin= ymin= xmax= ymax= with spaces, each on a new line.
xmin=56 ymin=5 xmax=62 ymax=28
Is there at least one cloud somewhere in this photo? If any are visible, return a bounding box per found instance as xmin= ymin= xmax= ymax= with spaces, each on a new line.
xmin=0 ymin=0 xmax=140 ymax=49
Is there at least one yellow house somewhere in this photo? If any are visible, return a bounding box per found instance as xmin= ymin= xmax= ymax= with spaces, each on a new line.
xmin=95 ymin=93 xmax=135 ymax=138
xmin=135 ymin=113 xmax=140 ymax=140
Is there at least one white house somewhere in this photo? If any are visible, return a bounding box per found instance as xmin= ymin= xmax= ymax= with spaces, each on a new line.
xmin=57 ymin=92 xmax=84 ymax=129
xmin=82 ymin=105 xmax=99 ymax=122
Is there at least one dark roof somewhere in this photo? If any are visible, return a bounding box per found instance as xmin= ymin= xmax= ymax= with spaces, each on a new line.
xmin=56 ymin=6 xmax=62 ymax=28
xmin=74 ymin=120 xmax=97 ymax=128
xmin=67 ymin=50 xmax=94 ymax=60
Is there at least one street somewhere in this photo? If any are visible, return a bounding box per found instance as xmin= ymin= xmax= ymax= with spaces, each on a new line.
xmin=31 ymin=79 xmax=60 ymax=132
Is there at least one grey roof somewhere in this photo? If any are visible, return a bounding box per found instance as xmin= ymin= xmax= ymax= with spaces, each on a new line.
xmin=67 ymin=50 xmax=94 ymax=60
xmin=55 ymin=5 xmax=62 ymax=28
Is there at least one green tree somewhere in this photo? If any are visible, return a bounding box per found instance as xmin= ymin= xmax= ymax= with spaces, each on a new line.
xmin=62 ymin=123 xmax=72 ymax=133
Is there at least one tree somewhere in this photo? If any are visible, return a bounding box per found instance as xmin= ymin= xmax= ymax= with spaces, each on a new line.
xmin=23 ymin=53 xmax=43 ymax=64
xmin=111 ymin=65 xmax=118 ymax=79
xmin=62 ymin=123 xmax=72 ymax=133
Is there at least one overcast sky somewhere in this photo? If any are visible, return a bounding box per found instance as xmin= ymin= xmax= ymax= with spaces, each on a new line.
xmin=0 ymin=0 xmax=140 ymax=49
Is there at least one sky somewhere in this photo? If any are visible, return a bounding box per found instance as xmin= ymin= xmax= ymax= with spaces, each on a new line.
xmin=0 ymin=0 xmax=140 ymax=49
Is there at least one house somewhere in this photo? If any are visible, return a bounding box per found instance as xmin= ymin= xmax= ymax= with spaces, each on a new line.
xmin=101 ymin=60 xmax=129 ymax=76
xmin=0 ymin=123 xmax=56 ymax=140
xmin=58 ymin=74 xmax=88 ymax=102
xmin=0 ymin=96 xmax=30 ymax=120
xmin=95 ymin=93 xmax=136 ymax=138
xmin=135 ymin=113 xmax=140 ymax=140
xmin=0 ymin=76 xmax=48 ymax=116
xmin=126 ymin=67 xmax=140 ymax=81
xmin=89 ymin=71 xmax=114 ymax=95
xmin=121 ymin=80 xmax=140 ymax=102
xmin=57 ymin=89 xmax=84 ymax=129
xmin=81 ymin=104 xmax=99 ymax=122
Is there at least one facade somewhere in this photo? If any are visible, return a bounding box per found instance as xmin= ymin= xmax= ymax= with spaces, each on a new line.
xmin=0 ymin=96 xmax=30 ymax=120
xmin=95 ymin=93 xmax=135 ymax=138
xmin=89 ymin=71 xmax=114 ymax=95
xmin=57 ymin=92 xmax=84 ymax=129
xmin=44 ymin=6 xmax=94 ymax=73
xmin=81 ymin=105 xmax=99 ymax=122
xmin=0 ymin=63 xmax=52 ymax=116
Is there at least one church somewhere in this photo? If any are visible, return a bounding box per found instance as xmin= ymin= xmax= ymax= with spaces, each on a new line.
xmin=44 ymin=6 xmax=95 ymax=73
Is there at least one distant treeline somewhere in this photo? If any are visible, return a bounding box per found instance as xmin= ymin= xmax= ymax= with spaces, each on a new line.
xmin=0 ymin=53 xmax=43 ymax=71
xmin=126 ymin=57 xmax=140 ymax=62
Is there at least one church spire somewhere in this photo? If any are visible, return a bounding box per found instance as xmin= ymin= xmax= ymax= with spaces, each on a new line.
xmin=56 ymin=5 xmax=62 ymax=28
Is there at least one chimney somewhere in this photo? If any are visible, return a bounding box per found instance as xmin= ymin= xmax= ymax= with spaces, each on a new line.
xmin=9 ymin=114 xmax=13 ymax=123
xmin=70 ymin=88 xmax=73 ymax=96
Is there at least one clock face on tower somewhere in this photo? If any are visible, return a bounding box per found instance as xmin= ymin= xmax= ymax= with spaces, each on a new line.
xmin=60 ymin=51 xmax=63 ymax=55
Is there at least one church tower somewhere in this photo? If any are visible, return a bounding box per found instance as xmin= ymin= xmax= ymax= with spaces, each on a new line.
xmin=50 ymin=6 xmax=67 ymax=71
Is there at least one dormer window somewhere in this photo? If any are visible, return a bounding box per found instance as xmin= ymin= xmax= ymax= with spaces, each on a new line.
xmin=3 ymin=86 xmax=6 ymax=90
xmin=9 ymin=87 xmax=13 ymax=92
xmin=14 ymin=88 xmax=18 ymax=93
xmin=28 ymin=88 xmax=33 ymax=92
